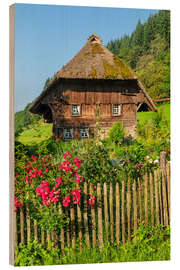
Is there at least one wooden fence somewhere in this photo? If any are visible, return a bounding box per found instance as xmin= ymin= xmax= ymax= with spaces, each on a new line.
xmin=14 ymin=152 xmax=170 ymax=250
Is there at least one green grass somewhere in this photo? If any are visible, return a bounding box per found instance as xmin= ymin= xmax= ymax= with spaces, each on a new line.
xmin=137 ymin=103 xmax=170 ymax=125
xmin=14 ymin=225 xmax=170 ymax=266
xmin=17 ymin=119 xmax=52 ymax=145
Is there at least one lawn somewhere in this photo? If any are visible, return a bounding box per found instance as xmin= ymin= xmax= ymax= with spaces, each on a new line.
xmin=137 ymin=103 xmax=170 ymax=125
xmin=17 ymin=119 xmax=53 ymax=145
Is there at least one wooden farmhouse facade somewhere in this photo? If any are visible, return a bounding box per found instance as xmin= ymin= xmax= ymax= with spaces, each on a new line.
xmin=30 ymin=34 xmax=157 ymax=140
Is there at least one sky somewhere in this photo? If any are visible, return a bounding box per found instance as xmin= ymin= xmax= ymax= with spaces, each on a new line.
xmin=14 ymin=3 xmax=159 ymax=112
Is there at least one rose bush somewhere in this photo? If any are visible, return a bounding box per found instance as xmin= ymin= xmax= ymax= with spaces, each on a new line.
xmin=15 ymin=151 xmax=96 ymax=232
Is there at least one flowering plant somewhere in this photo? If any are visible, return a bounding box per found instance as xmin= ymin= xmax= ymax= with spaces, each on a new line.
xmin=15 ymin=151 xmax=95 ymax=232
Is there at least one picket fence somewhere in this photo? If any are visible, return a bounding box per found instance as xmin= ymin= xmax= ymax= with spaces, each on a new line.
xmin=14 ymin=152 xmax=170 ymax=250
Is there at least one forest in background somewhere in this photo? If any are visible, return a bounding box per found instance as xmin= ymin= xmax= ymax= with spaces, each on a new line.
xmin=15 ymin=10 xmax=170 ymax=133
xmin=107 ymin=10 xmax=170 ymax=99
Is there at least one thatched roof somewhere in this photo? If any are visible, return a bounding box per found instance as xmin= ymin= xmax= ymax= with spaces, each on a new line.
xmin=30 ymin=34 xmax=157 ymax=113
xmin=49 ymin=34 xmax=137 ymax=84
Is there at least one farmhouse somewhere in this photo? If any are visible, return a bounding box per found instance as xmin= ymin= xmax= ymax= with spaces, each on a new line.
xmin=30 ymin=34 xmax=157 ymax=140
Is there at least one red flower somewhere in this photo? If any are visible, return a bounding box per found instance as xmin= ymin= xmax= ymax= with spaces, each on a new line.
xmin=62 ymin=196 xmax=71 ymax=207
xmin=55 ymin=177 xmax=63 ymax=187
xmin=64 ymin=151 xmax=72 ymax=159
xmin=14 ymin=196 xmax=22 ymax=212
xmin=88 ymin=194 xmax=95 ymax=206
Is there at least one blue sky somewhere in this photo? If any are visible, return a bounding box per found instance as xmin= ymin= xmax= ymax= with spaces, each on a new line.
xmin=14 ymin=3 xmax=158 ymax=112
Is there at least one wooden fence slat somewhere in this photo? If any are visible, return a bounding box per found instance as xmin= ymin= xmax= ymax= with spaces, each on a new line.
xmin=14 ymin=211 xmax=18 ymax=248
xmin=115 ymin=182 xmax=120 ymax=245
xmin=133 ymin=179 xmax=137 ymax=242
xmin=166 ymin=162 xmax=170 ymax=221
xmin=46 ymin=231 xmax=51 ymax=250
xmin=26 ymin=206 xmax=31 ymax=243
xmin=103 ymin=183 xmax=109 ymax=241
xmin=154 ymin=170 xmax=160 ymax=226
xmin=59 ymin=203 xmax=65 ymax=250
xmin=109 ymin=183 xmax=114 ymax=243
xmin=137 ymin=178 xmax=143 ymax=223
xmin=160 ymin=152 xmax=169 ymax=226
xmin=97 ymin=183 xmax=103 ymax=249
xmin=65 ymin=209 xmax=70 ymax=248
xmin=121 ymin=180 xmax=125 ymax=244
xmin=20 ymin=207 xmax=24 ymax=245
xmin=41 ymin=230 xmax=45 ymax=247
xmin=149 ymin=172 xmax=154 ymax=227
xmin=70 ymin=206 xmax=76 ymax=249
xmin=127 ymin=178 xmax=131 ymax=241
xmin=144 ymin=174 xmax=148 ymax=224
xmin=83 ymin=182 xmax=90 ymax=247
xmin=90 ymin=184 xmax=96 ymax=248
xmin=158 ymin=169 xmax=163 ymax=225
xmin=33 ymin=219 xmax=38 ymax=241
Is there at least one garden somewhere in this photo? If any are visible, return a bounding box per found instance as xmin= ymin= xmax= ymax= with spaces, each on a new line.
xmin=14 ymin=103 xmax=170 ymax=266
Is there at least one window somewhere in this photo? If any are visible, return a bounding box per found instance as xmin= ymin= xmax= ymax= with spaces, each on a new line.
xmin=80 ymin=128 xmax=89 ymax=138
xmin=72 ymin=105 xmax=80 ymax=116
xmin=63 ymin=128 xmax=73 ymax=140
xmin=113 ymin=104 xmax=121 ymax=116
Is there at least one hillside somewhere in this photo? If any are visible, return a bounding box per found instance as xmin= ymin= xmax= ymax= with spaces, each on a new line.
xmin=106 ymin=10 xmax=170 ymax=99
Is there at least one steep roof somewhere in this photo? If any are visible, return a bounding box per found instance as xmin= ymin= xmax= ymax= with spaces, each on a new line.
xmin=48 ymin=34 xmax=137 ymax=85
xmin=30 ymin=34 xmax=157 ymax=114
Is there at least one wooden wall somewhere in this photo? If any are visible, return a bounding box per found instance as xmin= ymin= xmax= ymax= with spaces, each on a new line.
xmin=40 ymin=79 xmax=143 ymax=138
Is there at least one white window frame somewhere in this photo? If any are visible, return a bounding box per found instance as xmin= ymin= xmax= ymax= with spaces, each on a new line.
xmin=113 ymin=104 xmax=121 ymax=116
xmin=72 ymin=104 xmax=80 ymax=116
xmin=63 ymin=128 xmax=73 ymax=140
xmin=80 ymin=128 xmax=89 ymax=138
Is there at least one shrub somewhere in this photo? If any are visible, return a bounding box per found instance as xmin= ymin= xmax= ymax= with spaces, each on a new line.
xmin=108 ymin=121 xmax=125 ymax=145
xmin=14 ymin=240 xmax=60 ymax=266
xmin=14 ymin=151 xmax=95 ymax=233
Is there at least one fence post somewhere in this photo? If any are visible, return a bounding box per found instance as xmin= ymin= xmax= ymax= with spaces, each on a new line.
xmin=127 ymin=178 xmax=131 ymax=241
xmin=166 ymin=162 xmax=171 ymax=221
xmin=65 ymin=209 xmax=70 ymax=248
xmin=103 ymin=182 xmax=109 ymax=241
xmin=149 ymin=172 xmax=154 ymax=227
xmin=97 ymin=183 xmax=103 ymax=249
xmin=90 ymin=184 xmax=96 ymax=248
xmin=59 ymin=203 xmax=65 ymax=250
xmin=133 ymin=179 xmax=137 ymax=242
xmin=46 ymin=231 xmax=51 ymax=250
xmin=137 ymin=178 xmax=143 ymax=223
xmin=26 ymin=204 xmax=31 ymax=244
xmin=109 ymin=183 xmax=114 ymax=243
xmin=14 ymin=211 xmax=18 ymax=248
xmin=70 ymin=206 xmax=76 ymax=249
xmin=160 ymin=152 xmax=169 ymax=226
xmin=144 ymin=174 xmax=148 ymax=224
xmin=154 ymin=170 xmax=160 ymax=226
xmin=115 ymin=182 xmax=120 ymax=245
xmin=83 ymin=182 xmax=90 ymax=247
xmin=121 ymin=180 xmax=125 ymax=244
xmin=20 ymin=206 xmax=24 ymax=245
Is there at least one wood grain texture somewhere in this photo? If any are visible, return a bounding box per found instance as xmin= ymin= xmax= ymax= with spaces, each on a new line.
xmin=121 ymin=180 xmax=125 ymax=244
xmin=127 ymin=178 xmax=131 ymax=241
xmin=97 ymin=183 xmax=103 ymax=249
xmin=109 ymin=183 xmax=114 ymax=243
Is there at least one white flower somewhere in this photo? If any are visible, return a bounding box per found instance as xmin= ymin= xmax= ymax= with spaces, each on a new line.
xmin=149 ymin=159 xmax=153 ymax=163
xmin=154 ymin=160 xmax=159 ymax=164
xmin=146 ymin=156 xmax=150 ymax=159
